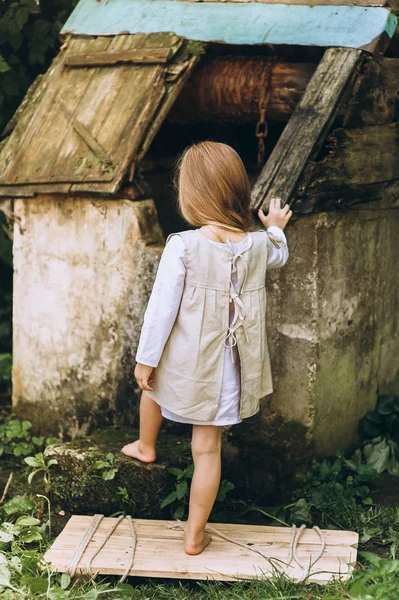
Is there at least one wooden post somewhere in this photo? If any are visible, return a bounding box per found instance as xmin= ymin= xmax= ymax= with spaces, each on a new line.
xmin=251 ymin=47 xmax=364 ymax=210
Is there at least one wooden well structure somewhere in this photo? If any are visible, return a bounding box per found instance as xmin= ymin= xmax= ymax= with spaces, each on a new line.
xmin=0 ymin=0 xmax=398 ymax=459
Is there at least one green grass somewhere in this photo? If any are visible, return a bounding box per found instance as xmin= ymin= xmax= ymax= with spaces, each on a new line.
xmin=1 ymin=411 xmax=399 ymax=599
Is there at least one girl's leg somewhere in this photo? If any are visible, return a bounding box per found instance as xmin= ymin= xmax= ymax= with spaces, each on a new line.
xmin=121 ymin=392 xmax=163 ymax=462
xmin=185 ymin=425 xmax=222 ymax=555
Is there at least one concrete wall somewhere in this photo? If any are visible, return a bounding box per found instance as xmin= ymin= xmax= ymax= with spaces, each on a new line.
xmin=12 ymin=197 xmax=164 ymax=438
xmin=12 ymin=199 xmax=398 ymax=457
xmin=265 ymin=208 xmax=399 ymax=455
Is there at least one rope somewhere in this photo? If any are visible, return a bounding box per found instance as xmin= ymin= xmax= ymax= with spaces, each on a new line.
xmin=66 ymin=514 xmax=136 ymax=582
xmin=292 ymin=525 xmax=326 ymax=582
xmin=168 ymin=520 xmax=288 ymax=572
xmin=66 ymin=514 xmax=326 ymax=583
xmin=121 ymin=516 xmax=137 ymax=583
xmin=86 ymin=515 xmax=124 ymax=577
xmin=66 ymin=514 xmax=104 ymax=577
xmin=168 ymin=521 xmax=326 ymax=582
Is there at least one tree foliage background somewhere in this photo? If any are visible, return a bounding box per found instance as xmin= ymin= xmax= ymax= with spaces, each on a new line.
xmin=0 ymin=0 xmax=76 ymax=383
xmin=0 ymin=0 xmax=77 ymax=131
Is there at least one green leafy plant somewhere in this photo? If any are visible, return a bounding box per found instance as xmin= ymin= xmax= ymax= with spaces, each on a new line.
xmin=0 ymin=0 xmax=76 ymax=131
xmin=24 ymin=452 xmax=58 ymax=491
xmin=349 ymin=552 xmax=399 ymax=599
xmin=0 ymin=494 xmax=47 ymax=551
xmin=0 ymin=353 xmax=11 ymax=384
xmin=0 ymin=493 xmax=136 ymax=599
xmin=111 ymin=487 xmax=136 ymax=517
xmin=161 ymin=464 xmax=235 ymax=520
xmin=94 ymin=452 xmax=118 ymax=481
xmin=360 ymin=395 xmax=399 ymax=440
xmin=0 ymin=417 xmax=58 ymax=459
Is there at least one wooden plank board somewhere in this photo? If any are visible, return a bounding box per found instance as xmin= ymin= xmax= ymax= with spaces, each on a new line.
xmin=61 ymin=0 xmax=397 ymax=52
xmin=251 ymin=47 xmax=364 ymax=211
xmin=293 ymin=123 xmax=399 ymax=212
xmin=44 ymin=516 xmax=358 ymax=584
xmin=341 ymin=57 xmax=399 ymax=127
xmin=0 ymin=33 xmax=200 ymax=197
xmin=65 ymin=45 xmax=182 ymax=67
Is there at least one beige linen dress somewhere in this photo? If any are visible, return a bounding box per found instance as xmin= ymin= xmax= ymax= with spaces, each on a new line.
xmin=143 ymin=228 xmax=280 ymax=422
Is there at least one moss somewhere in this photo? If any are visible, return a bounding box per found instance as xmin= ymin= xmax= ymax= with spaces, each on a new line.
xmin=223 ymin=412 xmax=311 ymax=505
xmin=44 ymin=426 xmax=192 ymax=517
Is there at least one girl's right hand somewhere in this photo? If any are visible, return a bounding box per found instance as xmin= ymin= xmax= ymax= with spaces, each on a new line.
xmin=258 ymin=197 xmax=292 ymax=231
xmin=134 ymin=363 xmax=155 ymax=391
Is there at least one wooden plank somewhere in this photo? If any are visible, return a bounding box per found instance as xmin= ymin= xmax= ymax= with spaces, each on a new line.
xmin=44 ymin=516 xmax=358 ymax=584
xmin=132 ymin=55 xmax=201 ymax=179
xmin=251 ymin=47 xmax=364 ymax=211
xmin=0 ymin=33 xmax=196 ymax=195
xmin=293 ymin=123 xmax=399 ymax=212
xmin=294 ymin=179 xmax=399 ymax=213
xmin=65 ymin=44 xmax=182 ymax=67
xmin=61 ymin=0 xmax=397 ymax=52
xmin=1 ymin=36 xmax=113 ymax=185
xmin=341 ymin=57 xmax=399 ymax=127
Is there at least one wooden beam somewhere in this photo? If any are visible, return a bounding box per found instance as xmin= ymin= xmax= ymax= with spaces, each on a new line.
xmin=341 ymin=57 xmax=399 ymax=127
xmin=251 ymin=47 xmax=364 ymax=210
xmin=293 ymin=123 xmax=399 ymax=212
xmin=65 ymin=46 xmax=182 ymax=67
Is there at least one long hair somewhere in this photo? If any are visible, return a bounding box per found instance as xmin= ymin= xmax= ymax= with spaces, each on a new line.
xmin=175 ymin=141 xmax=253 ymax=231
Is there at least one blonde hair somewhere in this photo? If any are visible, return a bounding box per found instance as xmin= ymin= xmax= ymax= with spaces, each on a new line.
xmin=175 ymin=141 xmax=253 ymax=231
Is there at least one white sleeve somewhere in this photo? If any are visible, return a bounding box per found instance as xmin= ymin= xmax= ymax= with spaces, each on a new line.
xmin=135 ymin=235 xmax=186 ymax=368
xmin=266 ymin=226 xmax=289 ymax=269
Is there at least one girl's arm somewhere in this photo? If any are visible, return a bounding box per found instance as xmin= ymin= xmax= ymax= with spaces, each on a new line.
xmin=135 ymin=235 xmax=186 ymax=371
xmin=257 ymin=197 xmax=291 ymax=270
xmin=266 ymin=225 xmax=289 ymax=269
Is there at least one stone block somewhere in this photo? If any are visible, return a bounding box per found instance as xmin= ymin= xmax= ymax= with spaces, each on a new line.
xmin=265 ymin=209 xmax=399 ymax=455
xmin=12 ymin=197 xmax=164 ymax=437
xmin=44 ymin=426 xmax=192 ymax=516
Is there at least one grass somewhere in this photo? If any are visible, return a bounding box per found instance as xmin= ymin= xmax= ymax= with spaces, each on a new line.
xmin=1 ymin=409 xmax=399 ymax=599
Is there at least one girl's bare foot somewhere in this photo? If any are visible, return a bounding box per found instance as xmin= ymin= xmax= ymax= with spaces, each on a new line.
xmin=120 ymin=440 xmax=156 ymax=463
xmin=184 ymin=528 xmax=212 ymax=555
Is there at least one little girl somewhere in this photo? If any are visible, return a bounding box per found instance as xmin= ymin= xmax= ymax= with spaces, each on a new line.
xmin=122 ymin=141 xmax=291 ymax=555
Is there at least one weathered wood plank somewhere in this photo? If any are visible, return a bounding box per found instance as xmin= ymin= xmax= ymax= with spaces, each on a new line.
xmin=341 ymin=57 xmax=399 ymax=127
xmin=293 ymin=123 xmax=399 ymax=212
xmin=2 ymin=36 xmax=113 ymax=185
xmin=251 ymin=47 xmax=364 ymax=210
xmin=133 ymin=54 xmax=201 ymax=175
xmin=294 ymin=179 xmax=399 ymax=213
xmin=0 ymin=51 xmax=65 ymax=183
xmin=44 ymin=516 xmax=358 ymax=584
xmin=0 ymin=33 xmax=197 ymax=195
xmin=65 ymin=45 xmax=182 ymax=67
xmin=0 ymin=183 xmax=72 ymax=198
xmin=61 ymin=0 xmax=397 ymax=52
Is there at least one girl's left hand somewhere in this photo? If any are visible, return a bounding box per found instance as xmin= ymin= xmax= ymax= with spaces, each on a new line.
xmin=258 ymin=197 xmax=292 ymax=231
xmin=134 ymin=363 xmax=155 ymax=391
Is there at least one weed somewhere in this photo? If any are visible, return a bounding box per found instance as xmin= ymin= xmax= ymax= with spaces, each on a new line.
xmin=94 ymin=453 xmax=118 ymax=481
xmin=0 ymin=418 xmax=58 ymax=460
xmin=161 ymin=463 xmax=235 ymax=520
xmin=24 ymin=453 xmax=58 ymax=493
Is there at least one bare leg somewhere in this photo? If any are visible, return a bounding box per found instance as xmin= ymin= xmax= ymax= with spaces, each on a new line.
xmin=184 ymin=425 xmax=222 ymax=555
xmin=121 ymin=392 xmax=163 ymax=462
